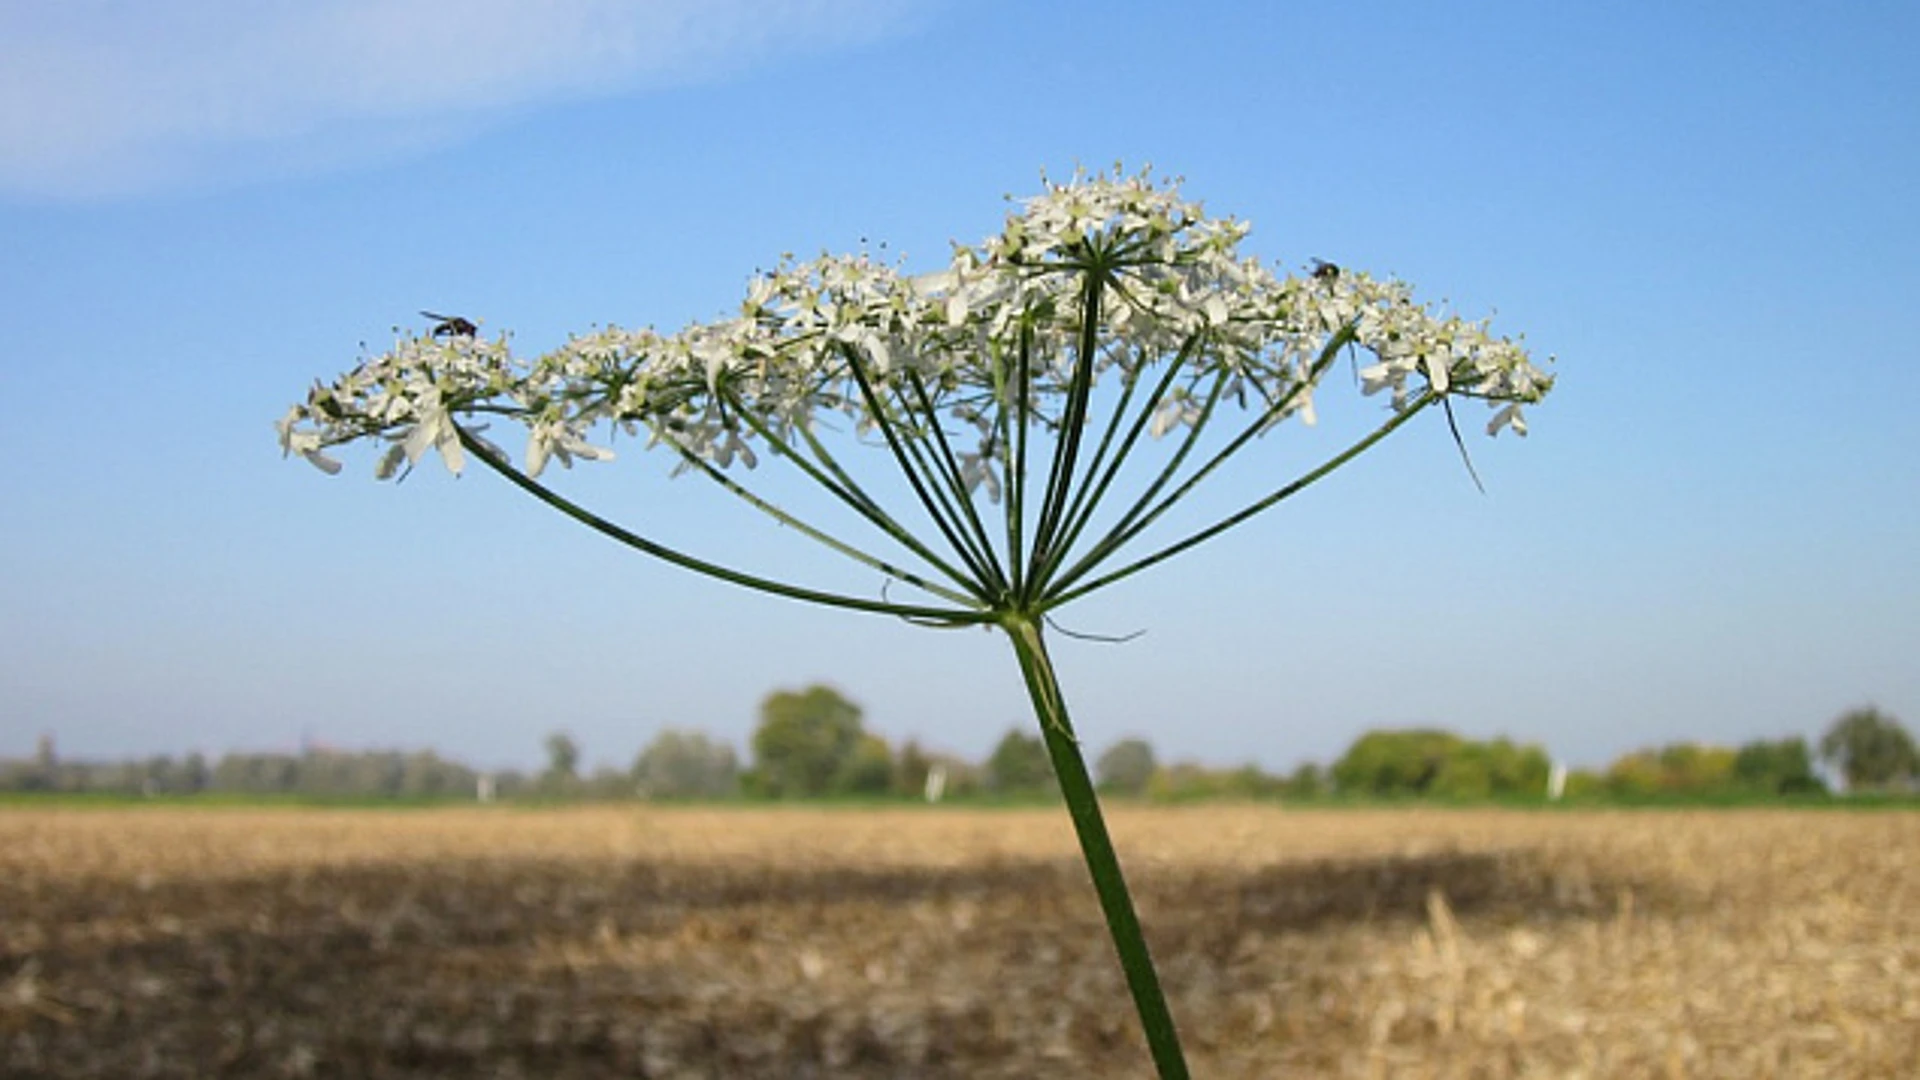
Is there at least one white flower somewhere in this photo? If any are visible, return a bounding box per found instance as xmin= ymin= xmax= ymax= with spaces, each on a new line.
xmin=958 ymin=451 xmax=1002 ymax=503
xmin=526 ymin=419 xmax=616 ymax=478
xmin=400 ymin=395 xmax=465 ymax=475
xmin=280 ymin=167 xmax=1551 ymax=483
xmin=1486 ymin=403 xmax=1528 ymax=437
xmin=1148 ymin=392 xmax=1201 ymax=439
xmin=275 ymin=406 xmax=342 ymax=473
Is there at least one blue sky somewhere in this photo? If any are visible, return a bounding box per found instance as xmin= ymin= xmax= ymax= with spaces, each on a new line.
xmin=2 ymin=1 xmax=1915 ymax=774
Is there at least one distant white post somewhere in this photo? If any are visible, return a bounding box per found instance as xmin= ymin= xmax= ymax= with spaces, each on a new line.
xmin=924 ymin=763 xmax=948 ymax=804
xmin=477 ymin=773 xmax=496 ymax=803
xmin=1547 ymin=761 xmax=1567 ymax=801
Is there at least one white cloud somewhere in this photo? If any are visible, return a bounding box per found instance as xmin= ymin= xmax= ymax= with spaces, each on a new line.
xmin=0 ymin=0 xmax=927 ymax=199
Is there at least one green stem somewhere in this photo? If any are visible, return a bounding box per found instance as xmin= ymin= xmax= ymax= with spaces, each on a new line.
xmin=1001 ymin=615 xmax=1190 ymax=1080
xmin=1004 ymin=322 xmax=1035 ymax=601
xmin=904 ymin=369 xmax=1010 ymax=594
xmin=1045 ymin=393 xmax=1434 ymax=608
xmin=454 ymin=424 xmax=993 ymax=625
xmin=1028 ymin=265 xmax=1108 ymax=579
xmin=840 ymin=344 xmax=1003 ymax=590
xmin=716 ymin=385 xmax=986 ymax=596
xmin=1029 ymin=339 xmax=1212 ymax=597
xmin=885 ymin=377 xmax=1009 ymax=595
xmin=1044 ymin=325 xmax=1356 ymax=600
xmin=668 ymin=446 xmax=983 ymax=607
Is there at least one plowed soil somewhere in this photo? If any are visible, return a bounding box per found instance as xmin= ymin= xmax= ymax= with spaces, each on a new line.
xmin=3 ymin=806 xmax=1915 ymax=1078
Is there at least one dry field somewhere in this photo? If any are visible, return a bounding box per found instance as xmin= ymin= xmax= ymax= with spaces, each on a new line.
xmin=1 ymin=805 xmax=1915 ymax=1079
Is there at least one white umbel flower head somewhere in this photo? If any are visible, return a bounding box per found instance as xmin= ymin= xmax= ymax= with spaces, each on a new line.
xmin=281 ymin=167 xmax=1551 ymax=491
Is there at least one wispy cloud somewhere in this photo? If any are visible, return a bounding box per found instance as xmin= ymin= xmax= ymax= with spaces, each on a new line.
xmin=0 ymin=0 xmax=927 ymax=200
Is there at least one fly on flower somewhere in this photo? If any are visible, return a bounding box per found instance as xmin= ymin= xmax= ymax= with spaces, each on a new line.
xmin=1311 ymin=259 xmax=1339 ymax=281
xmin=422 ymin=311 xmax=478 ymax=338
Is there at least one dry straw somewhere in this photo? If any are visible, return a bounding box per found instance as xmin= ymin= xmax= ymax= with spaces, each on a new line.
xmin=4 ymin=807 xmax=1916 ymax=1077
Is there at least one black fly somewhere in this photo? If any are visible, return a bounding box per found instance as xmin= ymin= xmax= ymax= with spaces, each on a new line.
xmin=421 ymin=311 xmax=478 ymax=338
xmin=1310 ymin=259 xmax=1339 ymax=282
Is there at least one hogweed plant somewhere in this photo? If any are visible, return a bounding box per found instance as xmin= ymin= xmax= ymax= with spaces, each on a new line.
xmin=279 ymin=168 xmax=1551 ymax=1078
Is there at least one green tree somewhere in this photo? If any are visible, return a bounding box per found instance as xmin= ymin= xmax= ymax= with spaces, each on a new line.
xmin=1604 ymin=749 xmax=1666 ymax=797
xmin=1096 ymin=738 xmax=1157 ymax=796
xmin=1223 ymin=763 xmax=1284 ymax=799
xmin=346 ymin=750 xmax=405 ymax=797
xmin=1819 ymin=707 xmax=1918 ymax=791
xmin=1332 ymin=729 xmax=1464 ymax=795
xmin=1145 ymin=762 xmax=1214 ymax=802
xmin=1605 ymin=742 xmax=1739 ymax=797
xmin=398 ymin=749 xmax=476 ymax=799
xmin=180 ymin=752 xmax=209 ymax=794
xmin=544 ymin=732 xmax=580 ymax=776
xmin=1141 ymin=761 xmax=1279 ymax=802
xmin=632 ymin=729 xmax=739 ymax=799
xmin=583 ymin=766 xmax=634 ymax=799
xmin=1480 ymin=738 xmax=1553 ymax=796
xmin=1286 ymin=762 xmax=1325 ymax=799
xmin=892 ymin=738 xmax=934 ymax=798
xmin=1561 ymin=768 xmax=1607 ymax=800
xmin=1733 ymin=736 xmax=1825 ymax=795
xmin=11 ymin=734 xmax=60 ymax=792
xmin=489 ymin=769 xmax=532 ymax=800
xmin=542 ymin=731 xmax=581 ymax=794
xmin=751 ymin=684 xmax=866 ymax=798
xmin=1334 ymin=729 xmax=1551 ymax=798
xmin=1658 ymin=743 xmax=1736 ymax=791
xmin=210 ymin=753 xmax=298 ymax=794
xmin=1429 ymin=744 xmax=1494 ymax=798
xmin=986 ymin=727 xmax=1053 ymax=795
xmin=835 ymin=732 xmax=895 ymax=796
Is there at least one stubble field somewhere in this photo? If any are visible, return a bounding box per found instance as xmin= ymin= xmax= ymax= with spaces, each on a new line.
xmin=1 ymin=804 xmax=1915 ymax=1078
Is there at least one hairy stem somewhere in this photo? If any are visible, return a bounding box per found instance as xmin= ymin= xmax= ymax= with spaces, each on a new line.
xmin=1001 ymin=615 xmax=1189 ymax=1080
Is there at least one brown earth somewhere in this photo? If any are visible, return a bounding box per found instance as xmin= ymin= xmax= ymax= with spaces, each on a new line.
xmin=1 ymin=805 xmax=1915 ymax=1078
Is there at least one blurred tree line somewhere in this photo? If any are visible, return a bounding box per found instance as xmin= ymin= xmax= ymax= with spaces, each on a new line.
xmin=0 ymin=732 xmax=499 ymax=800
xmin=4 ymin=695 xmax=1912 ymax=804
